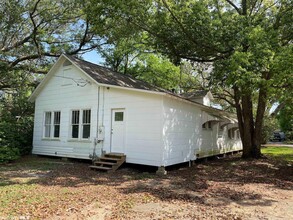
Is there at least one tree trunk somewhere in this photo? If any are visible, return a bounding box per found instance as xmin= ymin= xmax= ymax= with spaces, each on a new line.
xmin=233 ymin=85 xmax=265 ymax=159
xmin=241 ymin=94 xmax=256 ymax=158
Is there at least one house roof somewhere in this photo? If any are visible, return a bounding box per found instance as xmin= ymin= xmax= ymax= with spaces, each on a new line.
xmin=65 ymin=55 xmax=167 ymax=93
xmin=29 ymin=54 xmax=236 ymax=120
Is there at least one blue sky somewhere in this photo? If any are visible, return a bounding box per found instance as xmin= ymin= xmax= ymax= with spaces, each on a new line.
xmin=82 ymin=50 xmax=105 ymax=65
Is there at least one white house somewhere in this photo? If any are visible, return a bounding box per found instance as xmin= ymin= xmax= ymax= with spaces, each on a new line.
xmin=29 ymin=54 xmax=242 ymax=168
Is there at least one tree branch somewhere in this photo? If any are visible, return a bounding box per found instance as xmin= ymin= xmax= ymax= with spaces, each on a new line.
xmin=225 ymin=0 xmax=242 ymax=15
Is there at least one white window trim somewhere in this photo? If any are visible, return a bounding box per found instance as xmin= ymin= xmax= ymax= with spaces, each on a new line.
xmin=43 ymin=111 xmax=61 ymax=140
xmin=69 ymin=109 xmax=91 ymax=140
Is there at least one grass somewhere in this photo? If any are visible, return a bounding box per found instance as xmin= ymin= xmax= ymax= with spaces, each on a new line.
xmin=262 ymin=146 xmax=293 ymax=163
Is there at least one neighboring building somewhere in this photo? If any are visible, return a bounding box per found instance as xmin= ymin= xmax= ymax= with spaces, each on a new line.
xmin=29 ymin=54 xmax=242 ymax=168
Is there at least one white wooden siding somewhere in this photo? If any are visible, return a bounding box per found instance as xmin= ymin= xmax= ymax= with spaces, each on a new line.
xmin=162 ymin=96 xmax=201 ymax=166
xmin=162 ymin=96 xmax=242 ymax=166
xmin=32 ymin=56 xmax=241 ymax=166
xmin=101 ymin=87 xmax=164 ymax=166
xmin=32 ymin=63 xmax=99 ymax=159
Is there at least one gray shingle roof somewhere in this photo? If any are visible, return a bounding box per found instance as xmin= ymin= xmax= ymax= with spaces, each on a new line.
xmin=66 ymin=55 xmax=167 ymax=93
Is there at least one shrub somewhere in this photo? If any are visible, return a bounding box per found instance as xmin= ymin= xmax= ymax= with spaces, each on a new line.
xmin=0 ymin=146 xmax=20 ymax=163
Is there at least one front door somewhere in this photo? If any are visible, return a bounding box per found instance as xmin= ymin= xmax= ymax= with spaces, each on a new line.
xmin=110 ymin=109 xmax=125 ymax=153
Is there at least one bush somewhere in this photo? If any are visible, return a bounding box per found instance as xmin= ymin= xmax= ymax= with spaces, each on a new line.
xmin=0 ymin=146 xmax=20 ymax=163
xmin=0 ymin=117 xmax=33 ymax=156
xmin=285 ymin=131 xmax=293 ymax=141
xmin=0 ymin=92 xmax=34 ymax=162
xmin=261 ymin=116 xmax=279 ymax=144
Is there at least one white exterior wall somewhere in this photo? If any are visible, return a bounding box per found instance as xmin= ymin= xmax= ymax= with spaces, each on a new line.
xmin=33 ymin=63 xmax=99 ymax=159
xmin=32 ymin=57 xmax=241 ymax=167
xmin=32 ymin=64 xmax=164 ymax=165
xmin=100 ymin=87 xmax=164 ymax=166
xmin=162 ymin=96 xmax=202 ymax=166
xmin=162 ymin=96 xmax=242 ymax=166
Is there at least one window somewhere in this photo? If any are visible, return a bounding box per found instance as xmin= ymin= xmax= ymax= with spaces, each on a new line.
xmin=202 ymin=121 xmax=212 ymax=130
xmin=236 ymin=130 xmax=240 ymax=139
xmin=228 ymin=129 xmax=235 ymax=139
xmin=71 ymin=109 xmax=91 ymax=139
xmin=53 ymin=112 xmax=61 ymax=138
xmin=208 ymin=121 xmax=212 ymax=129
xmin=115 ymin=112 xmax=124 ymax=121
xmin=44 ymin=111 xmax=61 ymax=138
xmin=44 ymin=112 xmax=52 ymax=138
xmin=71 ymin=110 xmax=80 ymax=138
xmin=82 ymin=110 xmax=91 ymax=138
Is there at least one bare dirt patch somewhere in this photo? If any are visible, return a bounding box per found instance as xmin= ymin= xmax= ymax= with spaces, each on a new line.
xmin=0 ymin=154 xmax=292 ymax=219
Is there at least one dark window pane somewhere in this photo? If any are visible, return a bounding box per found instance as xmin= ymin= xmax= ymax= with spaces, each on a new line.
xmin=83 ymin=110 xmax=91 ymax=123
xmin=54 ymin=112 xmax=60 ymax=124
xmin=82 ymin=125 xmax=90 ymax=139
xmin=72 ymin=111 xmax=79 ymax=124
xmin=115 ymin=112 xmax=124 ymax=121
xmin=54 ymin=125 xmax=60 ymax=138
xmin=72 ymin=125 xmax=79 ymax=138
xmin=208 ymin=121 xmax=212 ymax=129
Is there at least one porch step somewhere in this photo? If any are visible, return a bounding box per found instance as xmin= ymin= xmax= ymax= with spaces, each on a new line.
xmin=98 ymin=157 xmax=121 ymax=161
xmin=90 ymin=153 xmax=126 ymax=172
xmin=89 ymin=165 xmax=112 ymax=171
xmin=94 ymin=161 xmax=116 ymax=166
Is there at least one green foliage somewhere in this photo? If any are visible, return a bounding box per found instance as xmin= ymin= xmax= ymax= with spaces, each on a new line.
xmin=261 ymin=116 xmax=279 ymax=144
xmin=0 ymin=146 xmax=20 ymax=164
xmin=277 ymin=105 xmax=293 ymax=140
xmin=278 ymin=105 xmax=293 ymax=132
xmin=0 ymin=79 xmax=34 ymax=162
xmin=86 ymin=0 xmax=293 ymax=158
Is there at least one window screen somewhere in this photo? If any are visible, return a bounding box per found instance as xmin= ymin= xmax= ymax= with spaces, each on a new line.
xmin=71 ymin=110 xmax=80 ymax=138
xmin=82 ymin=109 xmax=91 ymax=139
xmin=44 ymin=112 xmax=52 ymax=137
xmin=53 ymin=111 xmax=61 ymax=138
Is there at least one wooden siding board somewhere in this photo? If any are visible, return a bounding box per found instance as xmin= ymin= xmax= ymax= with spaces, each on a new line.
xmin=32 ymin=64 xmax=99 ymax=159
xmin=162 ymin=96 xmax=242 ymax=166
xmin=101 ymin=87 xmax=164 ymax=166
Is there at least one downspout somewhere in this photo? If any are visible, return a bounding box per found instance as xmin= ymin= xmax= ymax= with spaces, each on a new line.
xmin=92 ymin=86 xmax=100 ymax=161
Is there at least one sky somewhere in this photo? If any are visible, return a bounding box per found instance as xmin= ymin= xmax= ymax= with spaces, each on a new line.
xmin=82 ymin=50 xmax=105 ymax=65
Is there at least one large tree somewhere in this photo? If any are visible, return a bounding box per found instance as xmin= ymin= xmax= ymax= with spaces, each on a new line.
xmin=0 ymin=0 xmax=102 ymax=91
xmin=87 ymin=0 xmax=293 ymax=158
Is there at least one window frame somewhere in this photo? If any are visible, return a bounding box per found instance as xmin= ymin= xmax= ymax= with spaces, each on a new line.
xmin=43 ymin=111 xmax=61 ymax=139
xmin=44 ymin=112 xmax=52 ymax=138
xmin=70 ymin=109 xmax=91 ymax=140
xmin=82 ymin=109 xmax=91 ymax=139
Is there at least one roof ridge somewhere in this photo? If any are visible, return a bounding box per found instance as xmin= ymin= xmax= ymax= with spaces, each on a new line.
xmin=65 ymin=54 xmax=169 ymax=92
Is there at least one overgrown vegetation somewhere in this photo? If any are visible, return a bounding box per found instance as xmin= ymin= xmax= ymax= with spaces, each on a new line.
xmin=0 ymin=88 xmax=34 ymax=163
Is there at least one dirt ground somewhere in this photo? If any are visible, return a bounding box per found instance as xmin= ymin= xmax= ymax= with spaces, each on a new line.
xmin=0 ymin=154 xmax=292 ymax=220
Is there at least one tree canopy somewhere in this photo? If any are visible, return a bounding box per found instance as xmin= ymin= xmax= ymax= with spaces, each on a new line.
xmin=87 ymin=0 xmax=293 ymax=158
